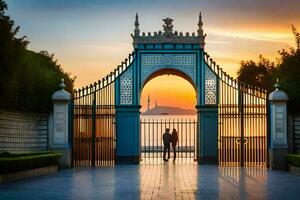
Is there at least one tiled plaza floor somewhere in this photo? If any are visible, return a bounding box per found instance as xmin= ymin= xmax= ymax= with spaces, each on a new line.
xmin=0 ymin=162 xmax=300 ymax=200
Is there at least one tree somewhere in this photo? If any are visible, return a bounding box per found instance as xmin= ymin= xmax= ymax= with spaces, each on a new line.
xmin=237 ymin=25 xmax=300 ymax=112
xmin=0 ymin=0 xmax=75 ymax=112
xmin=276 ymin=48 xmax=300 ymax=112
xmin=292 ymin=25 xmax=300 ymax=50
xmin=237 ymin=55 xmax=276 ymax=90
xmin=0 ymin=0 xmax=29 ymax=100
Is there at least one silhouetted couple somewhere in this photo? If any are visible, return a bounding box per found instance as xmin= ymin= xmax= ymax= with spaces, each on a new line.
xmin=162 ymin=128 xmax=178 ymax=162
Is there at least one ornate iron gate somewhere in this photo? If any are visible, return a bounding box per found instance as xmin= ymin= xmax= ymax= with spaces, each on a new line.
xmin=72 ymin=52 xmax=135 ymax=166
xmin=140 ymin=118 xmax=197 ymax=164
xmin=70 ymin=13 xmax=269 ymax=167
xmin=204 ymin=52 xmax=268 ymax=166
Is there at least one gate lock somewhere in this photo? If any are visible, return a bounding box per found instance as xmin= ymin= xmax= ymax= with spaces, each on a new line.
xmin=235 ymin=137 xmax=248 ymax=144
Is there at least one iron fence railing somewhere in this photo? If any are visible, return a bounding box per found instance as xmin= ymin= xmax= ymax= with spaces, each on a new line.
xmin=72 ymin=52 xmax=135 ymax=166
xmin=203 ymin=51 xmax=268 ymax=167
xmin=140 ymin=118 xmax=197 ymax=164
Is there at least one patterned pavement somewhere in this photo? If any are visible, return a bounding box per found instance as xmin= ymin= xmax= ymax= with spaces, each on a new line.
xmin=0 ymin=163 xmax=300 ymax=200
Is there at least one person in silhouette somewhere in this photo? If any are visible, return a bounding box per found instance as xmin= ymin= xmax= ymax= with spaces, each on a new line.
xmin=162 ymin=128 xmax=171 ymax=161
xmin=171 ymin=129 xmax=178 ymax=161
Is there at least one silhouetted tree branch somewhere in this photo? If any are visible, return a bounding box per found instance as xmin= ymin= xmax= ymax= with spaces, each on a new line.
xmin=292 ymin=24 xmax=300 ymax=50
xmin=237 ymin=26 xmax=300 ymax=112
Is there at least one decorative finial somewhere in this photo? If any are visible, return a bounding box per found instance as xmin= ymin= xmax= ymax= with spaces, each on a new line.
xmin=162 ymin=17 xmax=174 ymax=37
xmin=197 ymin=12 xmax=203 ymax=36
xmin=59 ymin=78 xmax=66 ymax=90
xmin=134 ymin=12 xmax=140 ymax=36
xmin=275 ymin=78 xmax=279 ymax=90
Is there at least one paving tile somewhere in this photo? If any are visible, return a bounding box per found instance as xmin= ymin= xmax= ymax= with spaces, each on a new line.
xmin=0 ymin=163 xmax=300 ymax=199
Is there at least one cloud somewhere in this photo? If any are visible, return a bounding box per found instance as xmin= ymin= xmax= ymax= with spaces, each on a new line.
xmin=7 ymin=0 xmax=300 ymax=89
xmin=8 ymin=0 xmax=108 ymax=10
xmin=207 ymin=31 xmax=293 ymax=44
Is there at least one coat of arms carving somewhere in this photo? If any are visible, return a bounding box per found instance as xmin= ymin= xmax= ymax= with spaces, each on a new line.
xmin=162 ymin=18 xmax=174 ymax=37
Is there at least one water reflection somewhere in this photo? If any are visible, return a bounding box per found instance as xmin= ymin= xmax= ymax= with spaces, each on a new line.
xmin=114 ymin=165 xmax=140 ymax=199
xmin=218 ymin=167 xmax=267 ymax=199
xmin=139 ymin=163 xmax=198 ymax=199
xmin=137 ymin=164 xmax=267 ymax=199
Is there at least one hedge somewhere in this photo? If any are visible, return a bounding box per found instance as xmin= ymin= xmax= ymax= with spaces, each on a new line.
xmin=0 ymin=152 xmax=61 ymax=174
xmin=287 ymin=154 xmax=300 ymax=167
xmin=0 ymin=151 xmax=52 ymax=158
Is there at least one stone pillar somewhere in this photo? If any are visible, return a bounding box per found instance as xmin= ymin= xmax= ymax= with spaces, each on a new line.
xmin=115 ymin=105 xmax=140 ymax=164
xmin=51 ymin=79 xmax=71 ymax=168
xmin=197 ymin=105 xmax=218 ymax=164
xmin=268 ymin=79 xmax=289 ymax=170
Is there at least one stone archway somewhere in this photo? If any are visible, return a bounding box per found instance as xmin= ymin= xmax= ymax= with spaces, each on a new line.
xmin=139 ymin=70 xmax=198 ymax=163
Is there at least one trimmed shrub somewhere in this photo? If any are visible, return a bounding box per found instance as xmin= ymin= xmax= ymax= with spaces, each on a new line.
xmin=0 ymin=152 xmax=61 ymax=174
xmin=287 ymin=154 xmax=300 ymax=167
xmin=0 ymin=151 xmax=52 ymax=158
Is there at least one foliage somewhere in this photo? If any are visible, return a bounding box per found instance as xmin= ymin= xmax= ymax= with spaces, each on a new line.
xmin=0 ymin=0 xmax=75 ymax=112
xmin=0 ymin=151 xmax=61 ymax=174
xmin=237 ymin=55 xmax=276 ymax=89
xmin=3 ymin=49 xmax=75 ymax=112
xmin=292 ymin=25 xmax=300 ymax=50
xmin=287 ymin=154 xmax=300 ymax=167
xmin=237 ymin=25 xmax=300 ymax=112
xmin=276 ymin=49 xmax=300 ymax=111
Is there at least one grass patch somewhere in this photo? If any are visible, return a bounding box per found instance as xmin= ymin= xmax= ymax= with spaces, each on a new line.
xmin=287 ymin=154 xmax=300 ymax=167
xmin=0 ymin=151 xmax=61 ymax=174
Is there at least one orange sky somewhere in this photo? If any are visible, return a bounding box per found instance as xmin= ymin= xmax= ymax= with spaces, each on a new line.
xmin=7 ymin=1 xmax=300 ymax=110
xmin=140 ymin=75 xmax=197 ymax=112
xmin=57 ymin=23 xmax=297 ymax=110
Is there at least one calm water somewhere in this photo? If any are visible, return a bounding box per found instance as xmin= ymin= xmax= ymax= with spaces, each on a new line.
xmin=140 ymin=115 xmax=197 ymax=152
xmin=141 ymin=114 xmax=197 ymax=121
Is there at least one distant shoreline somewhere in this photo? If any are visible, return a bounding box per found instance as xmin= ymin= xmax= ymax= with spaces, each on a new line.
xmin=141 ymin=113 xmax=197 ymax=116
xmin=142 ymin=105 xmax=196 ymax=115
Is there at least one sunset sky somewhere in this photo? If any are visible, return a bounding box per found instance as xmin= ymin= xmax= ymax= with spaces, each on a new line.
xmin=6 ymin=0 xmax=300 ymax=111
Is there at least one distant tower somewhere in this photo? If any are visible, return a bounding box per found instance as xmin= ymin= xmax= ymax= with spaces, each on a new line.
xmin=134 ymin=13 xmax=140 ymax=36
xmin=155 ymin=100 xmax=158 ymax=107
xmin=147 ymin=94 xmax=150 ymax=111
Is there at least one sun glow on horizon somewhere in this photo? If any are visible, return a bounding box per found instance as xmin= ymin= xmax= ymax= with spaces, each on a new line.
xmin=68 ymin=27 xmax=296 ymax=88
xmin=140 ymin=75 xmax=197 ymax=112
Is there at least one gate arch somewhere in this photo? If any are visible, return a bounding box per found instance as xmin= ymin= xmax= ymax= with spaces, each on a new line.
xmin=142 ymin=68 xmax=197 ymax=92
xmin=114 ymin=14 xmax=218 ymax=164
xmin=72 ymin=13 xmax=268 ymax=167
xmin=140 ymin=72 xmax=198 ymax=163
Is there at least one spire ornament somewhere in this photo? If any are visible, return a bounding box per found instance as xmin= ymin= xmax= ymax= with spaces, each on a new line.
xmin=275 ymin=78 xmax=280 ymax=90
xmin=131 ymin=13 xmax=206 ymax=48
xmin=134 ymin=13 xmax=140 ymax=36
xmin=268 ymin=77 xmax=289 ymax=101
xmin=197 ymin=12 xmax=203 ymax=36
xmin=59 ymin=78 xmax=66 ymax=90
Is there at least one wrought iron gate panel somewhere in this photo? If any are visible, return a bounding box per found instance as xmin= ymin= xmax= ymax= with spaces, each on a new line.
xmin=72 ymin=52 xmax=135 ymax=166
xmin=204 ymin=52 xmax=268 ymax=166
xmin=140 ymin=118 xmax=197 ymax=164
xmin=72 ymin=48 xmax=268 ymax=167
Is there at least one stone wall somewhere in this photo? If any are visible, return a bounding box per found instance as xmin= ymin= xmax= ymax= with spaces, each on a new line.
xmin=0 ymin=110 xmax=49 ymax=153
xmin=292 ymin=114 xmax=300 ymax=153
